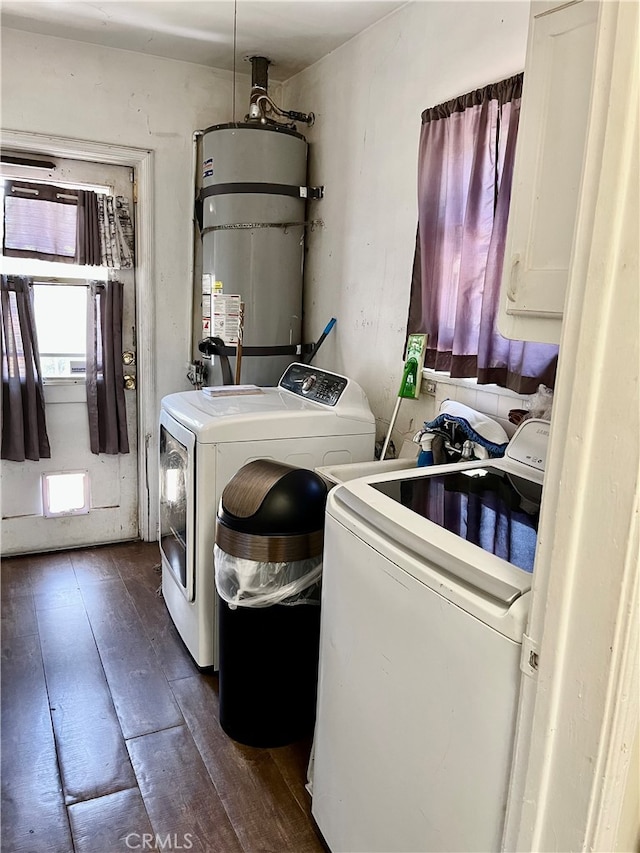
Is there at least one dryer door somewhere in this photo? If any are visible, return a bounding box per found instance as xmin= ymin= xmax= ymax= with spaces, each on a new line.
xmin=159 ymin=411 xmax=195 ymax=602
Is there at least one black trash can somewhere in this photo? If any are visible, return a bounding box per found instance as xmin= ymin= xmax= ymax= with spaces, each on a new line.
xmin=214 ymin=459 xmax=328 ymax=748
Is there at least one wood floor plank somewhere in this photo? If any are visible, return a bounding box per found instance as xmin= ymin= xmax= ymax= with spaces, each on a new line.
xmin=1 ymin=592 xmax=37 ymax=641
xmin=110 ymin=541 xmax=162 ymax=591
xmin=26 ymin=550 xmax=84 ymax=611
xmin=116 ymin=546 xmax=199 ymax=682
xmin=111 ymin=541 xmax=164 ymax=602
xmin=269 ymin=736 xmax=316 ymax=818
xmin=25 ymin=551 xmax=76 ymax=593
xmin=110 ymin=540 xmax=162 ymax=585
xmin=81 ymin=578 xmax=184 ymax=738
xmin=1 ymin=556 xmax=33 ymax=600
xmin=1 ymin=633 xmax=73 ymax=853
xmin=37 ymin=603 xmax=137 ymax=805
xmin=33 ymin=584 xmax=85 ymax=611
xmin=125 ymin=574 xmax=199 ymax=682
xmin=171 ymin=674 xmax=325 ymax=853
xmin=127 ymin=725 xmax=244 ymax=853
xmin=68 ymin=787 xmax=154 ymax=853
xmin=114 ymin=543 xmax=207 ymax=682
xmin=70 ymin=547 xmax=121 ymax=585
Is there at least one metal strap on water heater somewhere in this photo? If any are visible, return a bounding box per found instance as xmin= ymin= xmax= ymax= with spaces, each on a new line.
xmin=200 ymin=219 xmax=324 ymax=237
xmin=199 ymin=182 xmax=324 ymax=200
xmin=198 ymin=338 xmax=314 ymax=359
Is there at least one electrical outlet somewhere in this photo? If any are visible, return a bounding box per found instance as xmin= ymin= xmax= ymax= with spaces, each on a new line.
xmin=423 ymin=380 xmax=437 ymax=395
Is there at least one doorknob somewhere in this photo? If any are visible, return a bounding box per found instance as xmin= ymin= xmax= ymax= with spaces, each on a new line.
xmin=123 ymin=374 xmax=136 ymax=390
xmin=122 ymin=351 xmax=136 ymax=365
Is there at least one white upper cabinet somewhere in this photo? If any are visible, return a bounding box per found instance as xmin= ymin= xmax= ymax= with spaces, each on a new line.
xmin=499 ymin=0 xmax=599 ymax=344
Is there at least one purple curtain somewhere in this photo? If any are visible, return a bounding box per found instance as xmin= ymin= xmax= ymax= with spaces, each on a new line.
xmin=0 ymin=275 xmax=51 ymax=461
xmin=86 ymin=280 xmax=129 ymax=455
xmin=2 ymin=181 xmax=101 ymax=265
xmin=407 ymin=74 xmax=558 ymax=394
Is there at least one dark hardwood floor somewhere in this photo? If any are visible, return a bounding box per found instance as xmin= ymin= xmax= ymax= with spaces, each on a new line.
xmin=1 ymin=541 xmax=326 ymax=853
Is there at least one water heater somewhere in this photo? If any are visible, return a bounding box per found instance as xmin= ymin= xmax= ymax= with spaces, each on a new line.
xmin=199 ymin=58 xmax=319 ymax=387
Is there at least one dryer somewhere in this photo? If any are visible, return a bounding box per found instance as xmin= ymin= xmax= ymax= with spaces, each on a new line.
xmin=158 ymin=363 xmax=375 ymax=668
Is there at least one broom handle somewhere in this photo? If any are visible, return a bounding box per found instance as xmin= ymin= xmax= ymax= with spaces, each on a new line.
xmin=234 ymin=302 xmax=245 ymax=385
xmin=380 ymin=396 xmax=402 ymax=461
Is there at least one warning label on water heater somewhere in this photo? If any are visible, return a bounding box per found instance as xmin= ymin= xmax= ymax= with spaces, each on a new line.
xmin=212 ymin=293 xmax=241 ymax=344
xmin=203 ymin=157 xmax=214 ymax=180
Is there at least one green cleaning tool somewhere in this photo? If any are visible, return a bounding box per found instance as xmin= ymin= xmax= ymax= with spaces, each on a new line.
xmin=380 ymin=334 xmax=427 ymax=460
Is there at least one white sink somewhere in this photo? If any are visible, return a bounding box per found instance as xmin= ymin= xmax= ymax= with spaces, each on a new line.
xmin=316 ymin=457 xmax=417 ymax=486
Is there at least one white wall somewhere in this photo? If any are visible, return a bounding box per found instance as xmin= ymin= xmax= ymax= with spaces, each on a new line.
xmin=1 ymin=28 xmax=249 ymax=407
xmin=282 ymin=1 xmax=530 ymax=443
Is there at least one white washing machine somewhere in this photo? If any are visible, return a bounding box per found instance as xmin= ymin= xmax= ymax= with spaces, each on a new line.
xmin=311 ymin=418 xmax=550 ymax=853
xmin=158 ymin=363 xmax=375 ymax=669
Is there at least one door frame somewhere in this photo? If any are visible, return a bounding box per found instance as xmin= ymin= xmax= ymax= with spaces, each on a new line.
xmin=502 ymin=2 xmax=639 ymax=849
xmin=1 ymin=129 xmax=156 ymax=541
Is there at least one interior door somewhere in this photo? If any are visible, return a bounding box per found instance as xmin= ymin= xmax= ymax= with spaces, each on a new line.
xmin=1 ymin=156 xmax=139 ymax=554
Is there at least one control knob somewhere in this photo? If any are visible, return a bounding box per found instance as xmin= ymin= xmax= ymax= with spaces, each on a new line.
xmin=301 ymin=374 xmax=317 ymax=394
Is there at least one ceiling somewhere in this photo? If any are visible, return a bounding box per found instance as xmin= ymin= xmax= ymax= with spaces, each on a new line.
xmin=0 ymin=1 xmax=406 ymax=81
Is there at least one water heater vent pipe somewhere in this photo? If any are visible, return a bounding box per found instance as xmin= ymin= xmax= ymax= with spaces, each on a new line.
xmin=247 ymin=55 xmax=315 ymax=128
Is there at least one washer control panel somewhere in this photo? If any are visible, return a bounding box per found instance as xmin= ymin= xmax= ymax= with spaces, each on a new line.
xmin=506 ymin=418 xmax=550 ymax=472
xmin=279 ymin=363 xmax=349 ymax=407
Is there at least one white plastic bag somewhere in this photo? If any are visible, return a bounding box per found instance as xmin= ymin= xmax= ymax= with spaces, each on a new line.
xmin=528 ymin=384 xmax=554 ymax=421
xmin=214 ymin=544 xmax=322 ymax=609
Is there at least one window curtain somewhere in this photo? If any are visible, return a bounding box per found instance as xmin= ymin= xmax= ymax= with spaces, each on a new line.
xmin=406 ymin=74 xmax=558 ymax=394
xmin=86 ymin=280 xmax=129 ymax=455
xmin=76 ymin=189 xmax=102 ymax=265
xmin=0 ymin=275 xmax=51 ymax=461
xmin=97 ymin=195 xmax=134 ymax=269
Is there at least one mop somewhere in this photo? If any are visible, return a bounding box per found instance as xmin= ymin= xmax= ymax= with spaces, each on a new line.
xmin=380 ymin=334 xmax=427 ymax=461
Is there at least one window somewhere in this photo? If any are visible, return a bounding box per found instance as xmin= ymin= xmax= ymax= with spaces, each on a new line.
xmin=1 ymin=176 xmax=109 ymax=382
xmin=33 ymin=283 xmax=89 ymax=378
xmin=406 ymin=74 xmax=558 ymax=395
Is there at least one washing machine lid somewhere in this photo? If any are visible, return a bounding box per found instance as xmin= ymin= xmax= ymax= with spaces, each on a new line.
xmin=369 ymin=465 xmax=542 ymax=573
xmin=328 ymin=448 xmax=544 ymax=601
xmin=161 ymin=385 xmax=374 ymax=442
xmin=324 ymin=420 xmax=550 ymax=641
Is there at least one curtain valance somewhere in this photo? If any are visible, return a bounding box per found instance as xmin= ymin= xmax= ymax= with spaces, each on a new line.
xmin=421 ymin=74 xmax=524 ymax=124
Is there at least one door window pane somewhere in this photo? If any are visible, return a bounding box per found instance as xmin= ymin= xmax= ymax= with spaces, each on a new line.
xmin=33 ymin=284 xmax=87 ymax=377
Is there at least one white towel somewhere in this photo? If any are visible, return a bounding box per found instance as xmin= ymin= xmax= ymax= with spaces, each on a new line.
xmin=438 ymin=400 xmax=509 ymax=446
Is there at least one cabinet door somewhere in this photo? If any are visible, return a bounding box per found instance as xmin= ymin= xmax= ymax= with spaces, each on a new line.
xmin=499 ymin=0 xmax=599 ymax=344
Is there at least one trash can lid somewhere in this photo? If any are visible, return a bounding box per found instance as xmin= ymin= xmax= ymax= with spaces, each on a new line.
xmin=218 ymin=459 xmax=327 ymax=536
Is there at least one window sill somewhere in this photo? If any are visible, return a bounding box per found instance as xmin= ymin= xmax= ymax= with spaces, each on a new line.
xmin=43 ymin=382 xmax=87 ymax=404
xmin=421 ymin=369 xmax=532 ymax=401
